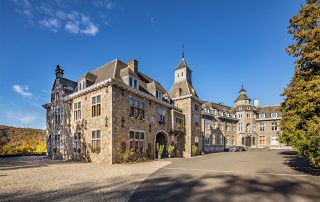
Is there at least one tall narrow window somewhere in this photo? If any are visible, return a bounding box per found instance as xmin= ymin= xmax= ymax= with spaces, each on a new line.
xmin=220 ymin=135 xmax=223 ymax=145
xmin=129 ymin=76 xmax=139 ymax=90
xmin=74 ymin=101 xmax=81 ymax=121
xmin=212 ymin=135 xmax=216 ymax=145
xmin=238 ymin=123 xmax=243 ymax=132
xmin=73 ymin=132 xmax=81 ymax=151
xmin=205 ymin=134 xmax=210 ymax=145
xmin=92 ymin=130 xmax=101 ymax=153
xmin=158 ymin=108 xmax=166 ymax=124
xmin=259 ymin=122 xmax=265 ymax=131
xmin=92 ymin=95 xmax=101 ymax=117
xmin=156 ymin=90 xmax=163 ymax=100
xmin=194 ymin=104 xmax=199 ymax=112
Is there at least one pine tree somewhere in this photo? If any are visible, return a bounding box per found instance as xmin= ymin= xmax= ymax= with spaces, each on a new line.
xmin=280 ymin=0 xmax=320 ymax=167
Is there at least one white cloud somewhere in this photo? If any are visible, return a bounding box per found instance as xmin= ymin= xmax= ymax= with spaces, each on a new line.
xmin=13 ymin=85 xmax=32 ymax=97
xmin=92 ymin=0 xmax=115 ymax=10
xmin=13 ymin=1 xmax=105 ymax=36
xmin=13 ymin=0 xmax=33 ymax=19
xmin=39 ymin=18 xmax=60 ymax=32
xmin=64 ymin=14 xmax=99 ymax=36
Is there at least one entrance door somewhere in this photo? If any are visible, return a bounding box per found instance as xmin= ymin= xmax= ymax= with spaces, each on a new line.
xmin=155 ymin=132 xmax=167 ymax=157
xmin=245 ymin=136 xmax=252 ymax=147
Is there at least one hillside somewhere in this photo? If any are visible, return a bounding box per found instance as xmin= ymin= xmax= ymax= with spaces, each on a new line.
xmin=0 ymin=125 xmax=46 ymax=155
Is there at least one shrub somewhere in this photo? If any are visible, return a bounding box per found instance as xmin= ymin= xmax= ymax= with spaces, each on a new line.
xmin=156 ymin=143 xmax=165 ymax=158
xmin=167 ymin=145 xmax=175 ymax=157
xmin=121 ymin=149 xmax=149 ymax=163
xmin=191 ymin=145 xmax=198 ymax=157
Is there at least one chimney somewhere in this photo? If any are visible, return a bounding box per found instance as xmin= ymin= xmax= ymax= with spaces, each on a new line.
xmin=128 ymin=59 xmax=138 ymax=73
xmin=55 ymin=64 xmax=64 ymax=79
xmin=254 ymin=99 xmax=259 ymax=107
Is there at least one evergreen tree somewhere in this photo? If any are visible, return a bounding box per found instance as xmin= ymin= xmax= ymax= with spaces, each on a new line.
xmin=280 ymin=0 xmax=320 ymax=167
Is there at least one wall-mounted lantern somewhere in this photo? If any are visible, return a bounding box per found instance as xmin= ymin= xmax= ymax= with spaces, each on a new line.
xmin=105 ymin=116 xmax=108 ymax=127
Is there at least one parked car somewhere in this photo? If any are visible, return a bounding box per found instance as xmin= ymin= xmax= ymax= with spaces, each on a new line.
xmin=225 ymin=145 xmax=237 ymax=152
xmin=236 ymin=146 xmax=246 ymax=152
xmin=225 ymin=145 xmax=246 ymax=152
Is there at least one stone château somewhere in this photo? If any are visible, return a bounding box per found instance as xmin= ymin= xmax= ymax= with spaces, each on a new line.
xmin=43 ymin=53 xmax=286 ymax=163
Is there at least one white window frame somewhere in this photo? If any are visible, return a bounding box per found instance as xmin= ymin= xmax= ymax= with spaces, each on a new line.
xmin=92 ymin=94 xmax=101 ymax=117
xmin=129 ymin=76 xmax=139 ymax=90
xmin=259 ymin=122 xmax=265 ymax=132
xmin=91 ymin=129 xmax=102 ymax=153
xmin=271 ymin=113 xmax=278 ymax=118
xmin=212 ymin=134 xmax=216 ymax=145
xmin=238 ymin=123 xmax=243 ymax=132
xmin=73 ymin=132 xmax=81 ymax=151
xmin=259 ymin=113 xmax=266 ymax=118
xmin=74 ymin=101 xmax=82 ymax=121
xmin=156 ymin=90 xmax=163 ymax=100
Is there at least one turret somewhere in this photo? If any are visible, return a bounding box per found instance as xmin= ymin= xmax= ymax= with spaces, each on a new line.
xmin=55 ymin=65 xmax=64 ymax=79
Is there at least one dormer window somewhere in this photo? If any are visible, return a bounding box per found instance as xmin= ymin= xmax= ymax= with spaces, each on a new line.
xmin=271 ymin=113 xmax=278 ymax=118
xmin=181 ymin=72 xmax=183 ymax=76
xmin=78 ymin=80 xmax=86 ymax=91
xmin=129 ymin=76 xmax=139 ymax=90
xmin=259 ymin=113 xmax=266 ymax=118
xmin=156 ymin=90 xmax=163 ymax=101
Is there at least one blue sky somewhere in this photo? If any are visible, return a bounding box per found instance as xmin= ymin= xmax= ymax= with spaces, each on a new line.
xmin=0 ymin=0 xmax=303 ymax=129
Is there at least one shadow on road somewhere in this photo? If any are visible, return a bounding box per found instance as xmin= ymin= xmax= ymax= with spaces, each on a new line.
xmin=0 ymin=174 xmax=142 ymax=202
xmin=130 ymin=172 xmax=320 ymax=202
xmin=0 ymin=156 xmax=79 ymax=171
xmin=279 ymin=150 xmax=320 ymax=176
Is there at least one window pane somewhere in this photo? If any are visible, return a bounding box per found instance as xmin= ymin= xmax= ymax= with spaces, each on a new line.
xmin=96 ymin=140 xmax=101 ymax=149
xmin=130 ymin=141 xmax=134 ymax=149
xmin=97 ymin=130 xmax=101 ymax=138
xmin=140 ymin=132 xmax=144 ymax=139
xmin=97 ymin=95 xmax=101 ymax=103
xmin=92 ymin=97 xmax=96 ymax=105
xmin=92 ymin=131 xmax=96 ymax=139
xmin=135 ymin=132 xmax=139 ymax=139
xmin=78 ymin=102 xmax=81 ymax=108
xmin=129 ymin=131 xmax=134 ymax=139
xmin=74 ymin=103 xmax=77 ymax=110
xmin=97 ymin=104 xmax=101 ymax=116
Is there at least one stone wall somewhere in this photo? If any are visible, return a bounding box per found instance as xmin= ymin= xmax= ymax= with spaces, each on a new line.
xmin=111 ymin=85 xmax=181 ymax=163
xmin=69 ymin=85 xmax=113 ymax=163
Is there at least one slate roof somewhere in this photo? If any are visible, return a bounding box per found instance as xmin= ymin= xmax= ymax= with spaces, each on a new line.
xmin=256 ymin=105 xmax=282 ymax=118
xmin=234 ymin=93 xmax=250 ymax=102
xmin=175 ymin=58 xmax=191 ymax=71
xmin=75 ymin=59 xmax=168 ymax=97
xmin=169 ymin=80 xmax=198 ymax=98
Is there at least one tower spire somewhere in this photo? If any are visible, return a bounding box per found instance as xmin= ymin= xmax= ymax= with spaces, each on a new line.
xmin=182 ymin=44 xmax=184 ymax=59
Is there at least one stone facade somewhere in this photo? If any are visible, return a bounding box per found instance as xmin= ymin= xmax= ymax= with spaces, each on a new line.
xmin=43 ymin=56 xmax=286 ymax=164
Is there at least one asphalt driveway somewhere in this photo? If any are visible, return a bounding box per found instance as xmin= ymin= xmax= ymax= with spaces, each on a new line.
xmin=130 ymin=150 xmax=320 ymax=202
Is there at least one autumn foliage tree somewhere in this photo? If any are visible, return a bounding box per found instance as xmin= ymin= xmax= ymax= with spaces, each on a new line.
xmin=280 ymin=0 xmax=320 ymax=167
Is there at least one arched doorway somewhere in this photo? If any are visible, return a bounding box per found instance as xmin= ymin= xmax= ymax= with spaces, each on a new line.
xmin=155 ymin=132 xmax=168 ymax=158
xmin=245 ymin=136 xmax=252 ymax=147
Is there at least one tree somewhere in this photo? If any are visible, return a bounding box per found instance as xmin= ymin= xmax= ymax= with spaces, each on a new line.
xmin=280 ymin=0 xmax=320 ymax=168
